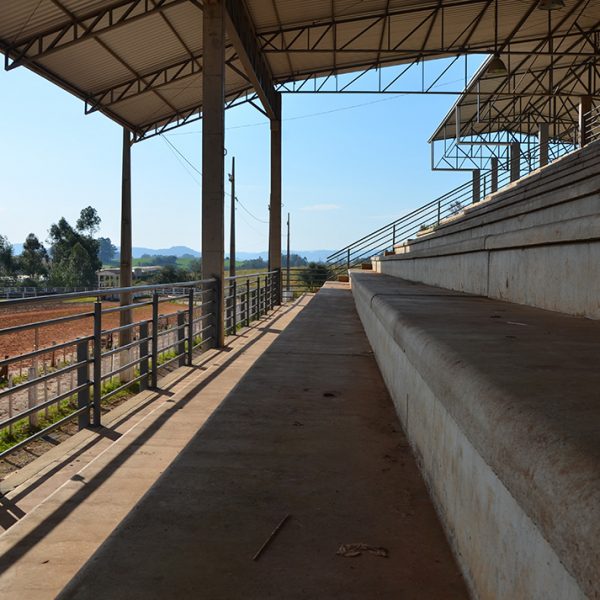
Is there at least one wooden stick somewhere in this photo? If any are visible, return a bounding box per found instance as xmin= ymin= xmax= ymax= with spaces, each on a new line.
xmin=252 ymin=514 xmax=291 ymax=561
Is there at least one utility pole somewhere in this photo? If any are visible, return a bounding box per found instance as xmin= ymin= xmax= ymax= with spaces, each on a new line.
xmin=286 ymin=212 xmax=290 ymax=298
xmin=229 ymin=156 xmax=235 ymax=278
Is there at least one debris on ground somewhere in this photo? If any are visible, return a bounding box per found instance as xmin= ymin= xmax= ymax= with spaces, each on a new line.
xmin=336 ymin=543 xmax=389 ymax=558
xmin=252 ymin=514 xmax=291 ymax=561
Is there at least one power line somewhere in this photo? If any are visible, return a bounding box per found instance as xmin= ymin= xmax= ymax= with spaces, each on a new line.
xmin=168 ymin=76 xmax=468 ymax=137
xmin=161 ymin=136 xmax=200 ymax=185
xmin=236 ymin=197 xmax=269 ymax=224
xmin=161 ymin=135 xmax=270 ymax=226
xmin=162 ymin=135 xmax=202 ymax=176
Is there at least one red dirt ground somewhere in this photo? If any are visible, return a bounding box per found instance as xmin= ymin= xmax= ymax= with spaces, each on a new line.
xmin=0 ymin=300 xmax=187 ymax=368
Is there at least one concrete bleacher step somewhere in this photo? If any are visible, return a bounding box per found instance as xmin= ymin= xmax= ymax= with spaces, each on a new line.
xmin=375 ymin=142 xmax=600 ymax=318
xmin=351 ymin=271 xmax=600 ymax=600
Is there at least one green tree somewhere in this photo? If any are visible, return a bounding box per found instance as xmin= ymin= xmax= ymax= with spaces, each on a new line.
xmin=98 ymin=237 xmax=117 ymax=264
xmin=283 ymin=253 xmax=308 ymax=268
xmin=76 ymin=206 xmax=101 ymax=235
xmin=187 ymin=258 xmax=202 ymax=279
xmin=298 ymin=262 xmax=331 ymax=292
xmin=0 ymin=235 xmax=15 ymax=278
xmin=19 ymin=233 xmax=48 ymax=280
xmin=153 ymin=264 xmax=192 ymax=284
xmin=48 ymin=209 xmax=102 ymax=287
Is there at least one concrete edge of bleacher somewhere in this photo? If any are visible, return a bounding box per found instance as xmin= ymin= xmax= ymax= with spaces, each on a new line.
xmin=350 ymin=271 xmax=599 ymax=600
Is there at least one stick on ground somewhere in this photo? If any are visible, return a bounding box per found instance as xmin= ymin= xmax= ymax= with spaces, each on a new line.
xmin=252 ymin=514 xmax=291 ymax=561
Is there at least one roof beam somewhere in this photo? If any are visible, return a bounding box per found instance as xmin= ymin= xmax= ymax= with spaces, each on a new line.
xmin=3 ymin=0 xmax=189 ymax=70
xmin=223 ymin=0 xmax=280 ymax=120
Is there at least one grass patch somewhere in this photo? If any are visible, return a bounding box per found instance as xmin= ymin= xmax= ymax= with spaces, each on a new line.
xmin=0 ymin=396 xmax=77 ymax=453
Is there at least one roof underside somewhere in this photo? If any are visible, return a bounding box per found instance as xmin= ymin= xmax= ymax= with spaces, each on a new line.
xmin=430 ymin=41 xmax=600 ymax=144
xmin=1 ymin=0 xmax=599 ymax=140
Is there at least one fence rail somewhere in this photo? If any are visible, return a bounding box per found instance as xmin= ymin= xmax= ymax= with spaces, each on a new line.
xmin=0 ymin=279 xmax=229 ymax=459
xmin=223 ymin=271 xmax=278 ymax=335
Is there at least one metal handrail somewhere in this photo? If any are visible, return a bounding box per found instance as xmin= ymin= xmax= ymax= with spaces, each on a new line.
xmin=223 ymin=271 xmax=279 ymax=335
xmin=0 ymin=278 xmax=218 ymax=460
xmin=0 ymin=278 xmax=214 ymax=308
xmin=327 ymin=135 xmax=580 ymax=274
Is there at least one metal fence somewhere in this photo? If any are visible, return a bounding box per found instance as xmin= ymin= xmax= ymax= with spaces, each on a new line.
xmin=0 ymin=279 xmax=217 ymax=460
xmin=0 ymin=286 xmax=92 ymax=299
xmin=224 ymin=271 xmax=278 ymax=335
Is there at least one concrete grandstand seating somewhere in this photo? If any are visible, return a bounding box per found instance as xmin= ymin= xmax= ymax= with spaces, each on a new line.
xmin=375 ymin=141 xmax=600 ymax=318
xmin=351 ymin=271 xmax=599 ymax=600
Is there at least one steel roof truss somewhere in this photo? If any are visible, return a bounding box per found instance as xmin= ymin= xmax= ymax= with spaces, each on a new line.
xmin=224 ymin=0 xmax=279 ymax=120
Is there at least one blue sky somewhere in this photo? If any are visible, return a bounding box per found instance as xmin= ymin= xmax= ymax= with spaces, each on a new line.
xmin=0 ymin=58 xmax=483 ymax=253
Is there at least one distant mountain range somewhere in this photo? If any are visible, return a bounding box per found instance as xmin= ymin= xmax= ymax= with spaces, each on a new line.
xmin=128 ymin=246 xmax=334 ymax=262
xmin=12 ymin=244 xmax=334 ymax=263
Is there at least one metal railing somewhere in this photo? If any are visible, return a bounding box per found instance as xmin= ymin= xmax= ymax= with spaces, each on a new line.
xmin=327 ymin=136 xmax=580 ymax=276
xmin=281 ymin=266 xmax=331 ymax=298
xmin=0 ymin=279 xmax=216 ymax=459
xmin=223 ymin=270 xmax=279 ymax=335
xmin=585 ymin=104 xmax=600 ymax=145
xmin=0 ymin=286 xmax=92 ymax=299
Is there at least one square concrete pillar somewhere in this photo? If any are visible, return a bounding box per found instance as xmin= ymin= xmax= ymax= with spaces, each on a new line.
xmin=510 ymin=142 xmax=520 ymax=182
xmin=268 ymin=95 xmax=282 ymax=304
xmin=538 ymin=123 xmax=549 ymax=167
xmin=490 ymin=157 xmax=498 ymax=193
xmin=579 ymin=95 xmax=592 ymax=147
xmin=120 ymin=128 xmax=134 ymax=380
xmin=202 ymin=0 xmax=225 ymax=347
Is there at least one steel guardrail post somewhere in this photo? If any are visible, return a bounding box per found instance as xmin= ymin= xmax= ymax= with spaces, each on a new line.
xmin=187 ymin=288 xmax=194 ymax=365
xmin=139 ymin=321 xmax=149 ymax=391
xmin=246 ymin=279 xmax=251 ymax=327
xmin=151 ymin=291 xmax=159 ymax=388
xmin=232 ymin=280 xmax=237 ymax=335
xmin=92 ymin=301 xmax=102 ymax=427
xmin=256 ymin=276 xmax=261 ymax=318
xmin=76 ymin=338 xmax=90 ymax=429
xmin=270 ymin=273 xmax=275 ymax=310
xmin=265 ymin=275 xmax=270 ymax=312
xmin=177 ymin=311 xmax=186 ymax=367
xmin=213 ymin=277 xmax=222 ymax=348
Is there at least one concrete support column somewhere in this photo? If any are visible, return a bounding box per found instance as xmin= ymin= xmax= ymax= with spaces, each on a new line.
xmin=491 ymin=157 xmax=499 ymax=193
xmin=119 ymin=128 xmax=133 ymax=379
xmin=268 ymin=93 xmax=282 ymax=304
xmin=579 ymin=95 xmax=592 ymax=147
xmin=538 ymin=123 xmax=549 ymax=168
xmin=202 ymin=0 xmax=225 ymax=347
xmin=510 ymin=142 xmax=520 ymax=182
xmin=472 ymin=169 xmax=481 ymax=204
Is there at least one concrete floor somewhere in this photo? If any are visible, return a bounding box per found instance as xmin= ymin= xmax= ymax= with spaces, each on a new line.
xmin=1 ymin=284 xmax=468 ymax=599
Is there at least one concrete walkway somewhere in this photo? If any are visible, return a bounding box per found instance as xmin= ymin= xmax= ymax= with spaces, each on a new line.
xmin=1 ymin=284 xmax=468 ymax=599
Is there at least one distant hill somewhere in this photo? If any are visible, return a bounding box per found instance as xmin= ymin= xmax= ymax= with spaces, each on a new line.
xmin=130 ymin=247 xmax=334 ymax=262
xmin=131 ymin=246 xmax=200 ymax=258
xmin=12 ymin=243 xmax=334 ymax=263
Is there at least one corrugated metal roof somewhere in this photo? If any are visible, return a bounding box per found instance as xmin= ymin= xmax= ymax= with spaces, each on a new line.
xmin=430 ymin=38 xmax=599 ymax=143
xmin=0 ymin=0 xmax=598 ymax=140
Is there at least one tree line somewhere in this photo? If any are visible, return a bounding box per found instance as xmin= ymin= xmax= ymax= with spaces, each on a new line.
xmin=0 ymin=207 xmax=317 ymax=288
xmin=0 ymin=207 xmax=112 ymax=287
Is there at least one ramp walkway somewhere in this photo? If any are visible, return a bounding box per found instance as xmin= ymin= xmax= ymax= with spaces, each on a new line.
xmin=0 ymin=283 xmax=467 ymax=599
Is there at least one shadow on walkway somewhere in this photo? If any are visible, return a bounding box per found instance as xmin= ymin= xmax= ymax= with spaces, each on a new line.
xmin=57 ymin=285 xmax=467 ymax=599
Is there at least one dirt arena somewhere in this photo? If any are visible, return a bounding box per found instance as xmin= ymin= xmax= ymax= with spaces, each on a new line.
xmin=0 ymin=299 xmax=188 ymax=367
